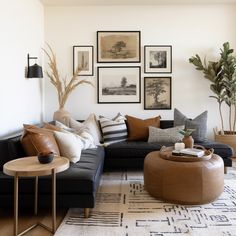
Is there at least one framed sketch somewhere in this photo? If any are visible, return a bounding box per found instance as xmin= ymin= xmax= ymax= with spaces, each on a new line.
xmin=97 ymin=66 xmax=141 ymax=103
xmin=97 ymin=31 xmax=141 ymax=63
xmin=144 ymin=45 xmax=172 ymax=73
xmin=73 ymin=46 xmax=94 ymax=76
xmin=144 ymin=77 xmax=171 ymax=110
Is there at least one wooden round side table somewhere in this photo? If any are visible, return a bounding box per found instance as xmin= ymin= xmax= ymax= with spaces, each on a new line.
xmin=3 ymin=156 xmax=70 ymax=236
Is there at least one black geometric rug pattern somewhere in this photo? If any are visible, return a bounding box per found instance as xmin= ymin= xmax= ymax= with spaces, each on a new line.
xmin=55 ymin=168 xmax=236 ymax=236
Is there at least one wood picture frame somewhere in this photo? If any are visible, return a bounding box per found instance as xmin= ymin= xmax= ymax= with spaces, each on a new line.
xmin=97 ymin=66 xmax=141 ymax=103
xmin=97 ymin=31 xmax=141 ymax=63
xmin=73 ymin=46 xmax=94 ymax=76
xmin=144 ymin=77 xmax=172 ymax=110
xmin=144 ymin=45 xmax=172 ymax=73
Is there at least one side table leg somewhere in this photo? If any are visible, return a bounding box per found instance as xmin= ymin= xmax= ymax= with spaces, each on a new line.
xmin=34 ymin=176 xmax=38 ymax=215
xmin=14 ymin=174 xmax=19 ymax=236
xmin=52 ymin=169 xmax=56 ymax=233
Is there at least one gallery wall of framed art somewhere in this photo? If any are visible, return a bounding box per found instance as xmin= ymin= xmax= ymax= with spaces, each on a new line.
xmin=72 ymin=30 xmax=172 ymax=109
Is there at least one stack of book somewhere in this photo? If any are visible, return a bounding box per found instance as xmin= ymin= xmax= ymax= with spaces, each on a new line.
xmin=172 ymin=148 xmax=204 ymax=157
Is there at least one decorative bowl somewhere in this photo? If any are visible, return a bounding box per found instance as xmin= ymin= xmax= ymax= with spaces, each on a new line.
xmin=37 ymin=152 xmax=54 ymax=164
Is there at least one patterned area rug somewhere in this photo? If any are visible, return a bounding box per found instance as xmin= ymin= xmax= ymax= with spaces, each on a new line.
xmin=55 ymin=167 xmax=236 ymax=236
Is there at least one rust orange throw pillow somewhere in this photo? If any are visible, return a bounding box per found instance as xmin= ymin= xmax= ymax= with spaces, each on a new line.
xmin=125 ymin=115 xmax=161 ymax=141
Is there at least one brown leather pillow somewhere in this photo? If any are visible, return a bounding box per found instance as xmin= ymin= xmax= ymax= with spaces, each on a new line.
xmin=125 ymin=115 xmax=161 ymax=141
xmin=21 ymin=126 xmax=60 ymax=156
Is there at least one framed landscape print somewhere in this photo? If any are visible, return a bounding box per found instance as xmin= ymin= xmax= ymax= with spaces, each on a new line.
xmin=144 ymin=45 xmax=172 ymax=73
xmin=97 ymin=31 xmax=141 ymax=63
xmin=97 ymin=66 xmax=141 ymax=103
xmin=73 ymin=46 xmax=94 ymax=76
xmin=144 ymin=77 xmax=171 ymax=110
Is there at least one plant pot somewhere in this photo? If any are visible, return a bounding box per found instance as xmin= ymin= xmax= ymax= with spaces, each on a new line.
xmin=53 ymin=108 xmax=70 ymax=126
xmin=215 ymin=132 xmax=236 ymax=158
xmin=182 ymin=136 xmax=194 ymax=148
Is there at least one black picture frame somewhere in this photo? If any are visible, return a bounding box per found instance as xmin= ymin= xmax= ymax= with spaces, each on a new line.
xmin=73 ymin=45 xmax=94 ymax=76
xmin=97 ymin=31 xmax=141 ymax=63
xmin=144 ymin=77 xmax=172 ymax=110
xmin=144 ymin=45 xmax=172 ymax=73
xmin=97 ymin=66 xmax=141 ymax=103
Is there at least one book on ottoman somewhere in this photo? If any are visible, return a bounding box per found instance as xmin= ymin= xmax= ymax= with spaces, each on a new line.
xmin=172 ymin=148 xmax=204 ymax=157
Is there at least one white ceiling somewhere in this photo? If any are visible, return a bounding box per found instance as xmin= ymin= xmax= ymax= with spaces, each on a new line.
xmin=40 ymin=0 xmax=236 ymax=6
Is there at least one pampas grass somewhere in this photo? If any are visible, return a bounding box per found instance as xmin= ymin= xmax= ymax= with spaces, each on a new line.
xmin=43 ymin=44 xmax=93 ymax=109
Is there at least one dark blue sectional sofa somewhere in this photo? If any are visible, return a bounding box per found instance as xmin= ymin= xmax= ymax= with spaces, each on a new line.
xmin=0 ymin=120 xmax=233 ymax=217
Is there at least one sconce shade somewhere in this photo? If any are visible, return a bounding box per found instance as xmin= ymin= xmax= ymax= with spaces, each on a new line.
xmin=27 ymin=63 xmax=43 ymax=78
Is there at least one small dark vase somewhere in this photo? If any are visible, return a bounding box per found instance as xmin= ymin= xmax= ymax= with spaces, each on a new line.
xmin=37 ymin=152 xmax=54 ymax=164
xmin=182 ymin=135 xmax=194 ymax=148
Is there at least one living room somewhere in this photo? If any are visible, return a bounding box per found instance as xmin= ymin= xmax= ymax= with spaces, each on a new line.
xmin=1 ymin=0 xmax=236 ymax=235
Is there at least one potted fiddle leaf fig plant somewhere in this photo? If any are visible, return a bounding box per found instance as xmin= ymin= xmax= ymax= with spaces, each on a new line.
xmin=189 ymin=42 xmax=236 ymax=155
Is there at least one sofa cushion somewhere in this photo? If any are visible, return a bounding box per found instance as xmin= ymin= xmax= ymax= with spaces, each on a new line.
xmin=105 ymin=141 xmax=171 ymax=160
xmin=126 ymin=115 xmax=161 ymax=141
xmin=0 ymin=146 xmax=105 ymax=195
xmin=99 ymin=113 xmax=127 ymax=146
xmin=21 ymin=126 xmax=60 ymax=156
xmin=174 ymin=109 xmax=208 ymax=142
xmin=104 ymin=140 xmax=233 ymax=169
xmin=148 ymin=125 xmax=184 ymax=143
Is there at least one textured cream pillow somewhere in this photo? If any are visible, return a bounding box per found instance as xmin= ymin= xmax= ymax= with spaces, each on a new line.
xmin=78 ymin=130 xmax=96 ymax=149
xmin=69 ymin=113 xmax=102 ymax=145
xmin=55 ymin=121 xmax=75 ymax=132
xmin=54 ymin=131 xmax=83 ymax=163
xmin=55 ymin=121 xmax=96 ymax=150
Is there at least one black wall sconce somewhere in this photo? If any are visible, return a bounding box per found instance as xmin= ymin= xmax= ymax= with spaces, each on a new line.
xmin=27 ymin=53 xmax=43 ymax=78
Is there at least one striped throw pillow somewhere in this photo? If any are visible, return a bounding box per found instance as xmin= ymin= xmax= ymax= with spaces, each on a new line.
xmin=99 ymin=113 xmax=128 ymax=146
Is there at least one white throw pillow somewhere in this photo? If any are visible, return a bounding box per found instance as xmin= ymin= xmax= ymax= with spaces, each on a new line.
xmin=55 ymin=120 xmax=76 ymax=133
xmin=79 ymin=130 xmax=97 ymax=149
xmin=148 ymin=125 xmax=184 ymax=143
xmin=55 ymin=121 xmax=96 ymax=150
xmin=69 ymin=113 xmax=102 ymax=145
xmin=54 ymin=131 xmax=83 ymax=163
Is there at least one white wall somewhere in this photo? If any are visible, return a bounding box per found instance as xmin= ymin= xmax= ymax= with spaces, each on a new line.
xmin=44 ymin=4 xmax=236 ymax=138
xmin=0 ymin=0 xmax=44 ymax=138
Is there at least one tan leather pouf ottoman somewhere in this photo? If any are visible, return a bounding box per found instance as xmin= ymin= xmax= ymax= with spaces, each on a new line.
xmin=144 ymin=151 xmax=224 ymax=204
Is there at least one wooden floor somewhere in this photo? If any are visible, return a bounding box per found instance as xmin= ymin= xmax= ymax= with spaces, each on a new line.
xmin=0 ymin=207 xmax=67 ymax=236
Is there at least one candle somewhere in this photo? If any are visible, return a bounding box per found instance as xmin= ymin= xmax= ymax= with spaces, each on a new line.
xmin=175 ymin=142 xmax=185 ymax=151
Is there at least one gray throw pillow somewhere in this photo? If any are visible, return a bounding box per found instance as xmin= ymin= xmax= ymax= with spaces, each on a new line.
xmin=174 ymin=108 xmax=208 ymax=142
xmin=148 ymin=125 xmax=184 ymax=143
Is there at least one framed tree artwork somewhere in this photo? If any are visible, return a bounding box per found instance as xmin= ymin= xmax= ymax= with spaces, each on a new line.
xmin=97 ymin=66 xmax=141 ymax=103
xmin=144 ymin=45 xmax=172 ymax=73
xmin=73 ymin=46 xmax=94 ymax=76
xmin=144 ymin=77 xmax=172 ymax=110
xmin=97 ymin=31 xmax=141 ymax=63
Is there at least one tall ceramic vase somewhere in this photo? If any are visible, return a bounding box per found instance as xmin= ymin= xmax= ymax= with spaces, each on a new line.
xmin=53 ymin=108 xmax=70 ymax=126
xmin=182 ymin=135 xmax=194 ymax=148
